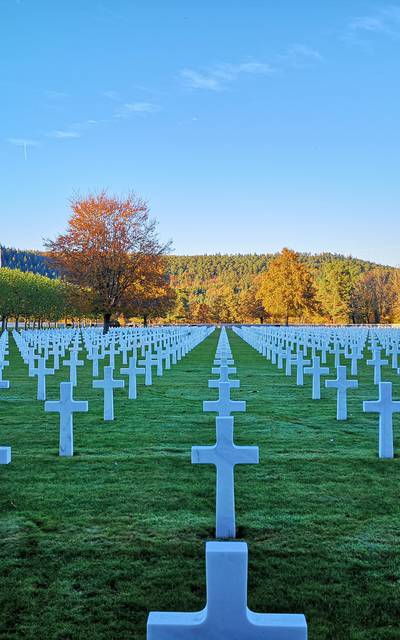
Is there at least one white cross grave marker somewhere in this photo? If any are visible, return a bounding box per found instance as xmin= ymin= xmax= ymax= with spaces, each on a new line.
xmin=293 ymin=349 xmax=310 ymax=386
xmin=325 ymin=365 xmax=358 ymax=420
xmin=32 ymin=357 xmax=54 ymax=401
xmin=147 ymin=541 xmax=307 ymax=639
xmin=363 ymin=382 xmax=400 ymax=458
xmin=192 ymin=416 xmax=258 ymax=538
xmin=203 ymin=382 xmax=246 ymax=416
xmin=367 ymin=349 xmax=388 ymax=385
xmin=120 ymin=357 xmax=145 ymax=400
xmin=63 ymin=350 xmax=84 ymax=386
xmin=93 ymin=365 xmax=124 ymax=420
xmin=304 ymin=356 xmax=329 ymax=400
xmin=208 ymin=365 xmax=240 ymax=390
xmin=45 ymin=382 xmax=88 ymax=456
xmin=139 ymin=349 xmax=158 ymax=386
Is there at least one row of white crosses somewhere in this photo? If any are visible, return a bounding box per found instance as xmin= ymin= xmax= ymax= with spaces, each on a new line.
xmin=9 ymin=326 xmax=214 ymax=457
xmin=0 ymin=331 xmax=11 ymax=464
xmin=13 ymin=325 xmax=205 ymax=403
xmin=234 ymin=325 xmax=400 ymax=459
xmin=147 ymin=327 xmax=308 ymax=639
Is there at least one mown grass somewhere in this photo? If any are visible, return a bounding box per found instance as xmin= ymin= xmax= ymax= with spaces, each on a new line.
xmin=0 ymin=328 xmax=399 ymax=639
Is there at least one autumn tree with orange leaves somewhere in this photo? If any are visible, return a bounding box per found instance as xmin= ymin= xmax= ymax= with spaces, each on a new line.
xmin=257 ymin=248 xmax=317 ymax=325
xmin=46 ymin=192 xmax=170 ymax=332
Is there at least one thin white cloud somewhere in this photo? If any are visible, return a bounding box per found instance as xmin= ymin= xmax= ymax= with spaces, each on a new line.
xmin=278 ymin=44 xmax=323 ymax=67
xmin=351 ymin=16 xmax=387 ymax=33
xmin=349 ymin=5 xmax=400 ymax=37
xmin=47 ymin=130 xmax=81 ymax=139
xmin=103 ymin=90 xmax=119 ymax=100
xmin=180 ymin=60 xmax=275 ymax=91
xmin=114 ymin=102 xmax=161 ymax=117
xmin=180 ymin=69 xmax=225 ymax=91
xmin=44 ymin=90 xmax=70 ymax=100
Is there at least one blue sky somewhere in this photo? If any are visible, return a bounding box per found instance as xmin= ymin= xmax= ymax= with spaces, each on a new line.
xmin=1 ymin=1 xmax=400 ymax=265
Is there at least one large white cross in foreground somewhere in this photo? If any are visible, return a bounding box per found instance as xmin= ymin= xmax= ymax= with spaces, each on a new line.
xmin=45 ymin=382 xmax=88 ymax=456
xmin=363 ymin=381 xmax=400 ymax=459
xmin=192 ymin=416 xmax=258 ymax=538
xmin=147 ymin=541 xmax=307 ymax=639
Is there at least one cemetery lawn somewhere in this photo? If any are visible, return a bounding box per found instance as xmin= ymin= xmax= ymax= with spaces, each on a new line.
xmin=1 ymin=329 xmax=400 ymax=640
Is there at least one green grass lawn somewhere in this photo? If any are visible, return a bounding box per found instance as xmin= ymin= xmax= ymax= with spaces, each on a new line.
xmin=0 ymin=328 xmax=400 ymax=639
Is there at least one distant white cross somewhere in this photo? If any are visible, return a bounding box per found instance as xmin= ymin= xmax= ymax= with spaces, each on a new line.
xmin=367 ymin=349 xmax=388 ymax=385
xmin=0 ymin=361 xmax=10 ymax=389
xmin=363 ymin=381 xmax=400 ymax=458
xmin=32 ymin=357 xmax=54 ymax=400
xmin=138 ymin=349 xmax=158 ymax=386
xmin=63 ymin=350 xmax=84 ymax=386
xmin=293 ymin=349 xmax=310 ymax=386
xmin=93 ymin=365 xmax=124 ymax=420
xmin=347 ymin=347 xmax=363 ymax=376
xmin=45 ymin=382 xmax=88 ymax=456
xmin=304 ymin=356 xmax=329 ymax=400
xmin=208 ymin=365 xmax=240 ymax=390
xmin=192 ymin=416 xmax=258 ymax=538
xmin=120 ymin=357 xmax=145 ymax=399
xmin=325 ymin=365 xmax=358 ymax=420
xmin=147 ymin=541 xmax=307 ymax=639
xmin=203 ymin=382 xmax=246 ymax=416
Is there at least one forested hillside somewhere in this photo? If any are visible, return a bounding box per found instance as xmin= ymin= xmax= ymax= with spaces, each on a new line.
xmin=1 ymin=246 xmax=395 ymax=325
xmin=0 ymin=247 xmax=58 ymax=278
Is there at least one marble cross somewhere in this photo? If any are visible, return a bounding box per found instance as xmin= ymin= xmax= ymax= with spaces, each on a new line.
xmin=347 ymin=347 xmax=363 ymax=376
xmin=192 ymin=417 xmax=258 ymax=538
xmin=363 ymin=381 xmax=400 ymax=458
xmin=138 ymin=349 xmax=158 ymax=386
xmin=304 ymin=356 xmax=329 ymax=400
xmin=208 ymin=365 xmax=240 ymax=390
xmin=203 ymin=382 xmax=246 ymax=416
xmin=32 ymin=357 xmax=55 ymax=401
xmin=88 ymin=346 xmax=103 ymax=377
xmin=325 ymin=365 xmax=358 ymax=420
xmin=147 ymin=541 xmax=307 ymax=639
xmin=45 ymin=382 xmax=88 ymax=456
xmin=0 ymin=363 xmax=10 ymax=389
xmin=63 ymin=350 xmax=84 ymax=386
xmin=120 ymin=357 xmax=145 ymax=399
xmin=367 ymin=349 xmax=388 ymax=385
xmin=293 ymin=349 xmax=310 ymax=386
xmin=93 ymin=365 xmax=124 ymax=420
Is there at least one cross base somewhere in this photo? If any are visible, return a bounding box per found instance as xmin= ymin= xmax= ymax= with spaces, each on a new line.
xmin=147 ymin=542 xmax=307 ymax=639
xmin=0 ymin=446 xmax=11 ymax=464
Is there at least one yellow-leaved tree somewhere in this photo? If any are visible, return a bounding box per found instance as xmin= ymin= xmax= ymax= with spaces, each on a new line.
xmin=257 ymin=248 xmax=317 ymax=325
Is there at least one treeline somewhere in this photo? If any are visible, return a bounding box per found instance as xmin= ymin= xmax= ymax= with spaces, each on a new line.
xmin=0 ymin=268 xmax=89 ymax=331
xmin=1 ymin=246 xmax=398 ymax=325
xmin=165 ymin=252 xmax=389 ymax=324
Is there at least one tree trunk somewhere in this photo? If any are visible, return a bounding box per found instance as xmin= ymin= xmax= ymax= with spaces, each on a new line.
xmin=143 ymin=314 xmax=148 ymax=327
xmin=103 ymin=312 xmax=111 ymax=334
xmin=285 ymin=314 xmax=289 ymax=326
xmin=1 ymin=315 xmax=7 ymax=332
xmin=15 ymin=316 xmax=19 ymax=330
xmin=259 ymin=316 xmax=264 ymax=324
